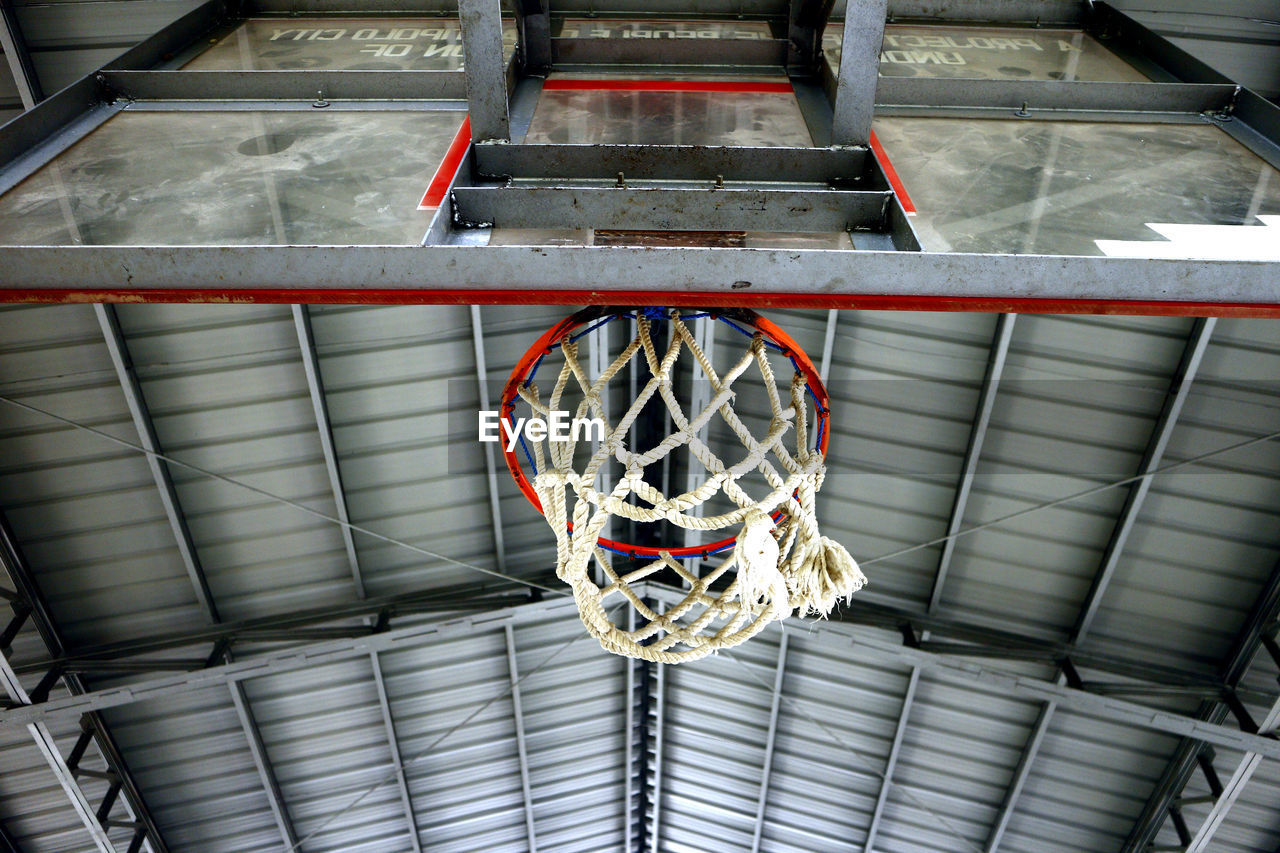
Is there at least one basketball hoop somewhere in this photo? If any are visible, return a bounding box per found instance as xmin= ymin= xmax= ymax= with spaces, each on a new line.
xmin=500 ymin=307 xmax=865 ymax=663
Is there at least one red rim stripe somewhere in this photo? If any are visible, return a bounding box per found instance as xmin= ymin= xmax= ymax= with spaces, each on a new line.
xmin=869 ymin=129 xmax=916 ymax=215
xmin=418 ymin=114 xmax=472 ymax=210
xmin=5 ymin=289 xmax=1278 ymax=317
xmin=542 ymin=79 xmax=794 ymax=93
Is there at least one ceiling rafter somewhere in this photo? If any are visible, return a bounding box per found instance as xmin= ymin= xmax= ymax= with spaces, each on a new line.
xmin=624 ymin=606 xmax=651 ymax=853
xmin=986 ymin=317 xmax=1217 ymax=853
xmin=11 ymin=583 xmax=1280 ymax=762
xmin=749 ymin=631 xmax=790 ymax=853
xmin=10 ymin=583 xmax=1254 ymax=700
xmin=1124 ymin=553 xmax=1280 ymax=852
xmin=504 ymin=624 xmax=539 ymax=853
xmin=648 ymin=650 xmax=667 ymax=853
xmin=0 ymin=0 xmax=42 ymax=108
xmin=292 ymin=304 xmax=425 ymax=853
xmin=95 ymin=304 xmax=299 ymax=851
xmin=863 ymin=312 xmax=1014 ymax=853
xmin=0 ymin=515 xmax=166 ymax=853
xmin=470 ymin=306 xmax=509 ymax=576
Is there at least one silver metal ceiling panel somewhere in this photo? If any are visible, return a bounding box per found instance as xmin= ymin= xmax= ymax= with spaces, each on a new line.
xmin=996 ymin=706 xmax=1181 ymax=853
xmin=377 ymin=625 xmax=531 ymax=852
xmin=758 ymin=628 xmax=907 ymax=853
xmin=512 ymin=613 xmax=627 ymax=852
xmin=814 ymin=311 xmax=1000 ymax=609
xmin=239 ymin=656 xmax=414 ymax=852
xmin=937 ymin=314 xmax=1193 ymax=640
xmin=113 ymin=303 xmax=357 ymax=621
xmin=657 ymin=632 xmax=780 ymax=852
xmin=699 ymin=309 xmax=998 ymax=610
xmin=306 ymin=304 xmax=567 ymax=596
xmin=876 ymin=670 xmax=1046 ymax=853
xmin=0 ymin=305 xmax=205 ymax=646
xmin=1086 ymin=316 xmax=1280 ymax=669
xmin=306 ymin=305 xmax=498 ymax=595
xmin=101 ymin=685 xmax=289 ymax=852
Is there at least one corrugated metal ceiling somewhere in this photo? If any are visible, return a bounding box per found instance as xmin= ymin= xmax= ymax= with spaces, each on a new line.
xmin=3 ymin=301 xmax=1277 ymax=853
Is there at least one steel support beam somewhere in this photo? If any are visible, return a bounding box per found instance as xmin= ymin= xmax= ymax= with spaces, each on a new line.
xmin=450 ymin=187 xmax=894 ymax=233
xmin=682 ymin=316 xmax=714 ymax=570
xmin=874 ymin=79 xmax=1235 ymax=114
xmin=648 ymin=655 xmax=666 ymax=853
xmin=13 ymin=584 xmax=1244 ymax=695
xmin=470 ymin=307 xmax=507 ymax=576
xmin=95 ymin=305 xmax=220 ymax=622
xmin=818 ymin=310 xmax=838 ymax=383
xmin=865 ymin=316 xmax=1012 ymax=851
xmin=11 ymin=587 xmax=530 ymax=677
xmin=229 ymin=684 xmax=298 ymax=851
xmin=474 ymin=144 xmax=870 ymax=184
xmin=370 ymin=650 xmax=422 ymax=853
xmin=232 ymin=0 xmax=1073 ymax=20
xmin=1185 ymin=691 xmax=1280 ymax=852
xmin=1 ymin=651 xmax=115 ymax=852
xmin=1124 ymin=555 xmax=1280 ymax=852
xmin=551 ymin=36 xmax=787 ymax=68
xmin=101 ymin=0 xmax=230 ymax=75
xmin=11 ymin=586 xmax=1280 ymax=763
xmin=458 ymin=0 xmax=510 ymax=142
xmin=830 ymin=0 xmax=888 ymax=145
xmin=293 ymin=305 xmax=363 ymax=598
xmin=1073 ymin=318 xmax=1216 ymax=642
xmin=97 ymin=306 xmax=298 ymax=851
xmin=7 ymin=247 xmax=1280 ymax=316
xmin=0 ymin=516 xmax=165 ymax=853
xmin=513 ymin=0 xmax=551 ymax=71
xmin=100 ymin=70 xmax=466 ymax=102
xmin=837 ymin=596 xmax=1257 ymax=692
xmin=625 ymin=607 xmax=640 ymax=853
xmin=749 ymin=632 xmax=789 ymax=853
xmin=588 ymin=321 xmax=614 ymax=563
xmin=0 ymin=0 xmax=41 ymax=108
xmin=1087 ymin=2 xmax=1233 ymax=86
xmin=863 ymin=669 xmax=919 ymax=853
xmin=986 ymin=318 xmax=1214 ymax=853
xmin=293 ymin=304 xmax=422 ymax=852
xmin=0 ymin=599 xmax=574 ymax=729
xmin=887 ymin=0 xmax=1081 ymax=24
xmin=931 ymin=313 xmax=1015 ymax=613
xmin=504 ymin=624 xmax=539 ymax=853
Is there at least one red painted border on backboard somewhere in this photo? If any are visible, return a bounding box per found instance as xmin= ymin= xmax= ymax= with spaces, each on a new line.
xmin=541 ymin=79 xmax=794 ymax=93
xmin=418 ymin=114 xmax=472 ymax=210
xmin=869 ymin=129 xmax=916 ymax=215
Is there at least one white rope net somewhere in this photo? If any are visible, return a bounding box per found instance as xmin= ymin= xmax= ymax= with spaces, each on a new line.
xmin=515 ymin=309 xmax=865 ymax=663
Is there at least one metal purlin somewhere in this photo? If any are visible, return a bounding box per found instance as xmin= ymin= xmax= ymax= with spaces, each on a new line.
xmin=863 ymin=312 xmax=1016 ymax=853
xmin=0 ymin=513 xmax=166 ymax=853
xmin=95 ymin=304 xmax=299 ymax=851
xmin=292 ymin=304 xmax=426 ymax=853
xmin=988 ymin=317 xmax=1217 ymax=853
